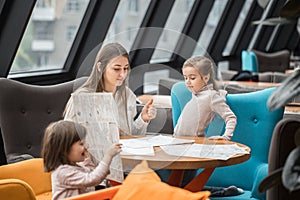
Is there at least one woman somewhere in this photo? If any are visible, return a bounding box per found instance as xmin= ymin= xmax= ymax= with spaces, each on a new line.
xmin=64 ymin=42 xmax=156 ymax=135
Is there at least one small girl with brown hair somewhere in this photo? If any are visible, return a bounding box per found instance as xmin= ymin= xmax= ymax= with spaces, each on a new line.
xmin=41 ymin=120 xmax=121 ymax=200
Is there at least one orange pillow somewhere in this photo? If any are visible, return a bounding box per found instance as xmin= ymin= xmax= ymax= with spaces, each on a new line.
xmin=113 ymin=160 xmax=210 ymax=200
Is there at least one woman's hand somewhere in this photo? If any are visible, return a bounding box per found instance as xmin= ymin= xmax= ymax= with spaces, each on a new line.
xmin=141 ymin=99 xmax=157 ymax=122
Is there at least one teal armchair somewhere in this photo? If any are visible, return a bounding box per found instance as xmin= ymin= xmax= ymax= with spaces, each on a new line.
xmin=170 ymin=82 xmax=284 ymax=200
xmin=242 ymin=50 xmax=259 ymax=73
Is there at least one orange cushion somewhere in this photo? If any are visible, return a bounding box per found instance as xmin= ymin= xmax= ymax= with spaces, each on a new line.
xmin=0 ymin=158 xmax=51 ymax=196
xmin=113 ymin=160 xmax=210 ymax=200
xmin=36 ymin=191 xmax=52 ymax=200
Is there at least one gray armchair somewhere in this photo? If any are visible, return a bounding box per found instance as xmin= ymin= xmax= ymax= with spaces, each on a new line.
xmin=0 ymin=77 xmax=87 ymax=164
xmin=252 ymin=49 xmax=290 ymax=73
xmin=259 ymin=117 xmax=300 ymax=200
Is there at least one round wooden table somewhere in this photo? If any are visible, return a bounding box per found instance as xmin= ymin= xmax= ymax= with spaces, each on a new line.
xmin=120 ymin=136 xmax=250 ymax=192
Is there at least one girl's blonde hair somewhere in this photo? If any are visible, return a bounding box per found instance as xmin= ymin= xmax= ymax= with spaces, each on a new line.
xmin=183 ymin=56 xmax=218 ymax=90
xmin=41 ymin=120 xmax=87 ymax=172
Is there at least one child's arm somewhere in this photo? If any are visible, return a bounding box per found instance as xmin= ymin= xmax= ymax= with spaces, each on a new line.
xmin=208 ymin=112 xmax=236 ymax=141
xmin=56 ymin=143 xmax=122 ymax=188
xmin=102 ymin=143 xmax=122 ymax=166
xmin=209 ymin=92 xmax=237 ymax=141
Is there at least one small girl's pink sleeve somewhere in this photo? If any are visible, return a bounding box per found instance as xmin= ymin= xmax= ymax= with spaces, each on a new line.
xmin=58 ymin=160 xmax=110 ymax=188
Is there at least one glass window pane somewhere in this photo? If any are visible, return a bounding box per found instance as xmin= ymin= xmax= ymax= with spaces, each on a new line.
xmin=192 ymin=0 xmax=227 ymax=56
xmin=103 ymin=0 xmax=151 ymax=49
xmin=222 ymin=0 xmax=253 ymax=56
xmin=150 ymin=0 xmax=194 ymax=62
xmin=143 ymin=69 xmax=170 ymax=94
xmin=9 ymin=0 xmax=90 ymax=74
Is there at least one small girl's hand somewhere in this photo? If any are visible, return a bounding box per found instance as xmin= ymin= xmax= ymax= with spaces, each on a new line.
xmin=208 ymin=135 xmax=230 ymax=141
xmin=107 ymin=143 xmax=122 ymax=157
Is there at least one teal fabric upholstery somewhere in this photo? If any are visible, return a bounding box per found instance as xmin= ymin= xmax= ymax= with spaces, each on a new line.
xmin=242 ymin=50 xmax=259 ymax=73
xmin=170 ymin=82 xmax=284 ymax=200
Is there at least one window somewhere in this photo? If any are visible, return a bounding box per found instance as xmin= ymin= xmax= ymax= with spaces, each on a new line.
xmin=143 ymin=69 xmax=170 ymax=94
xmin=10 ymin=0 xmax=90 ymax=74
xmin=150 ymin=0 xmax=194 ymax=62
xmin=192 ymin=0 xmax=227 ymax=56
xmin=36 ymin=0 xmax=52 ymax=8
xmin=128 ymin=0 xmax=139 ymax=14
xmin=127 ymin=26 xmax=135 ymax=41
xmin=34 ymin=22 xmax=53 ymax=40
xmin=103 ymin=0 xmax=151 ymax=50
xmin=185 ymin=0 xmax=193 ymax=12
xmin=66 ymin=0 xmax=80 ymax=12
xmin=222 ymin=0 xmax=253 ymax=56
xmin=66 ymin=25 xmax=77 ymax=42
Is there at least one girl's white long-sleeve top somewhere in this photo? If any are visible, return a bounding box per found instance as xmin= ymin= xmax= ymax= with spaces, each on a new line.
xmin=64 ymin=87 xmax=148 ymax=135
xmin=174 ymin=84 xmax=237 ymax=140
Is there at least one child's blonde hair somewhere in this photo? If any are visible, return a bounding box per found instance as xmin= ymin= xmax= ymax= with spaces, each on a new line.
xmin=41 ymin=120 xmax=87 ymax=172
xmin=183 ymin=56 xmax=218 ymax=90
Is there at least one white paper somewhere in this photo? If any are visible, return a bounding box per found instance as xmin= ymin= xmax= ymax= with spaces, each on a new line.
xmin=119 ymin=134 xmax=195 ymax=149
xmin=160 ymin=143 xmax=249 ymax=160
xmin=72 ymin=93 xmax=124 ymax=183
xmin=121 ymin=146 xmax=155 ymax=156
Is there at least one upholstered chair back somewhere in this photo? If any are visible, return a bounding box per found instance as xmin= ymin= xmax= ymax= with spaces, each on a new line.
xmin=252 ymin=49 xmax=290 ymax=73
xmin=0 ymin=77 xmax=87 ymax=164
xmin=267 ymin=118 xmax=300 ymax=200
xmin=242 ymin=50 xmax=259 ymax=72
xmin=171 ymin=82 xmax=284 ymax=200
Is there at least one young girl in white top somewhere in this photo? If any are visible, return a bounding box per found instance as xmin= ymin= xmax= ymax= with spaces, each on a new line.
xmin=174 ymin=55 xmax=237 ymax=140
xmin=41 ymin=120 xmax=121 ymax=200
xmin=173 ymin=56 xmax=242 ymax=196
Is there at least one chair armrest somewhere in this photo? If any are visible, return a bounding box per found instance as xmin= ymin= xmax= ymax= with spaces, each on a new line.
xmin=0 ymin=178 xmax=36 ymax=200
xmin=7 ymin=153 xmax=34 ymax=164
xmin=251 ymin=163 xmax=268 ymax=200
xmin=258 ymin=167 xmax=283 ymax=194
